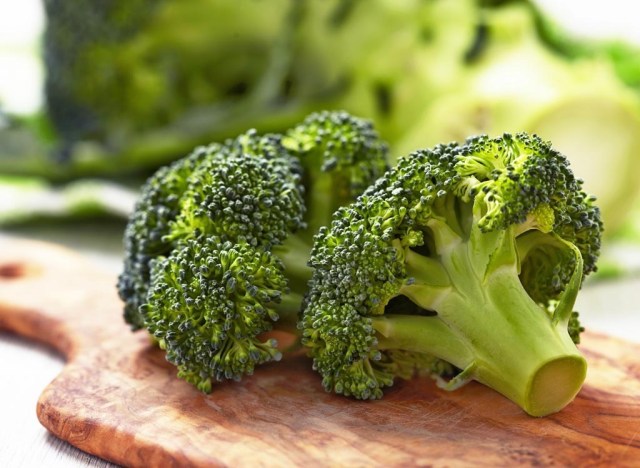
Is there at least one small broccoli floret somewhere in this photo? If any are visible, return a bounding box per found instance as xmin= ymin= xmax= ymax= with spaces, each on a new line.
xmin=117 ymin=146 xmax=209 ymax=329
xmin=283 ymin=110 xmax=390 ymax=195
xmin=144 ymin=237 xmax=291 ymax=393
xmin=270 ymin=110 xmax=390 ymax=294
xmin=167 ymin=131 xmax=306 ymax=248
xmin=138 ymin=137 xmax=307 ymax=391
xmin=118 ymin=130 xmax=305 ymax=330
xmin=119 ymin=110 xmax=389 ymax=391
xmin=282 ymin=110 xmax=390 ymax=239
xmin=302 ymin=132 xmax=602 ymax=416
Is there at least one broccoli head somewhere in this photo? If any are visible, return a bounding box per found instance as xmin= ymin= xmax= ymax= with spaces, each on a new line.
xmin=301 ymin=132 xmax=602 ymax=416
xmin=144 ymin=237 xmax=291 ymax=392
xmin=167 ymin=131 xmax=306 ymax=249
xmin=118 ymin=111 xmax=389 ymax=391
xmin=282 ymin=110 xmax=390 ymax=239
xmin=117 ymin=146 xmax=208 ymax=329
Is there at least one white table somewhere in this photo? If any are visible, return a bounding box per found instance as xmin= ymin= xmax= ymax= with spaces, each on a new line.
xmin=0 ymin=224 xmax=123 ymax=467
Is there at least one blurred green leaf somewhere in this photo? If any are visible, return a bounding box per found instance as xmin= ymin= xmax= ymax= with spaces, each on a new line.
xmin=0 ymin=175 xmax=137 ymax=224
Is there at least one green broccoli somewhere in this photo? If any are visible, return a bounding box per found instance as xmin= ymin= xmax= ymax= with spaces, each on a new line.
xmin=142 ymin=139 xmax=306 ymax=390
xmin=490 ymin=0 xmax=640 ymax=91
xmin=25 ymin=0 xmax=480 ymax=180
xmin=117 ymin=146 xmax=208 ymax=329
xmin=43 ymin=0 xmax=293 ymax=153
xmin=301 ymin=132 xmax=602 ymax=416
xmin=293 ymin=0 xmax=480 ymax=142
xmin=118 ymin=111 xmax=389 ymax=391
xmin=144 ymin=237 xmax=295 ymax=390
xmin=396 ymin=3 xmax=640 ymax=233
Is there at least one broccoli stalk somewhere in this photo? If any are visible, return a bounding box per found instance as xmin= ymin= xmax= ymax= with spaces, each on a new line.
xmin=302 ymin=133 xmax=601 ymax=416
xmin=371 ymin=223 xmax=586 ymax=417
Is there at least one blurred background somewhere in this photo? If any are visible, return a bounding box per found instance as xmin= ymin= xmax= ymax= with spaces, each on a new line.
xmin=2 ymin=0 xmax=640 ymax=260
xmin=2 ymin=0 xmax=640 ymax=360
xmin=0 ymin=0 xmax=639 ymax=464
xmin=1 ymin=0 xmax=640 ymax=366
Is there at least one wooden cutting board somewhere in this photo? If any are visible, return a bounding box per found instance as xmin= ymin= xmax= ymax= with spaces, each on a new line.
xmin=0 ymin=237 xmax=639 ymax=467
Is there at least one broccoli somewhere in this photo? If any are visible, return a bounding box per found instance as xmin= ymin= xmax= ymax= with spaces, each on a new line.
xmin=488 ymin=0 xmax=640 ymax=91
xmin=142 ymin=140 xmax=306 ymax=391
xmin=291 ymin=0 xmax=483 ymax=145
xmin=43 ymin=0 xmax=293 ymax=154
xmin=396 ymin=3 xmax=640 ymax=233
xmin=117 ymin=147 xmax=208 ymax=329
xmin=117 ymin=111 xmax=389 ymax=391
xmin=301 ymin=132 xmax=602 ymax=416
xmin=24 ymin=0 xmax=480 ymax=180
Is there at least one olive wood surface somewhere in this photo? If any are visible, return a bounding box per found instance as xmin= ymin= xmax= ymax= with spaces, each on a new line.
xmin=0 ymin=238 xmax=639 ymax=467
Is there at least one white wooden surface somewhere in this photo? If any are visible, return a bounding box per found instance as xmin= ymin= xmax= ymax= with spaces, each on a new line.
xmin=0 ymin=334 xmax=117 ymax=468
xmin=0 ymin=225 xmax=123 ymax=467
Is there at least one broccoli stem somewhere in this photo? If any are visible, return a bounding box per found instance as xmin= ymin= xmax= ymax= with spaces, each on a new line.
xmin=273 ymin=291 xmax=306 ymax=334
xmin=374 ymin=230 xmax=587 ymax=417
xmin=303 ymin=174 xmax=339 ymax=243
xmin=273 ymin=234 xmax=313 ymax=291
xmin=373 ymin=315 xmax=473 ymax=365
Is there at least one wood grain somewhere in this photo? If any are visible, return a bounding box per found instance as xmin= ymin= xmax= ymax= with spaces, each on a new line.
xmin=0 ymin=237 xmax=639 ymax=467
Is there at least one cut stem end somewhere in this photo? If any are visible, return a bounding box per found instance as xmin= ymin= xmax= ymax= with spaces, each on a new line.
xmin=524 ymin=355 xmax=587 ymax=417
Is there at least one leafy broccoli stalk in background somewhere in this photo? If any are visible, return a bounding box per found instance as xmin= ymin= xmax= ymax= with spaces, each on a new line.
xmin=1 ymin=0 xmax=480 ymax=181
xmin=1 ymin=0 xmax=305 ymax=180
xmin=3 ymin=0 xmax=640 ymax=246
xmin=395 ymin=3 xmax=640 ymax=234
xmin=291 ymin=0 xmax=479 ymax=143
xmin=118 ymin=111 xmax=389 ymax=391
xmin=487 ymin=0 xmax=640 ymax=91
xmin=301 ymin=133 xmax=602 ymax=416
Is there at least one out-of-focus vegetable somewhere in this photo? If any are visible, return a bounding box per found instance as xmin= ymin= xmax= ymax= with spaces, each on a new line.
xmin=2 ymin=0 xmax=640 ymax=235
xmin=292 ymin=0 xmax=478 ymax=142
xmin=0 ymin=175 xmax=137 ymax=224
xmin=0 ymin=0 xmax=479 ymax=181
xmin=396 ymin=4 xmax=640 ymax=233
xmin=36 ymin=0 xmax=302 ymax=174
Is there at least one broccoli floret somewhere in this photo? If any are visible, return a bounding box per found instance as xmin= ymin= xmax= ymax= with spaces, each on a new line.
xmin=167 ymin=131 xmax=306 ymax=248
xmin=118 ymin=132 xmax=305 ymax=330
xmin=301 ymin=132 xmax=602 ymax=416
xmin=282 ymin=110 xmax=390 ymax=239
xmin=118 ymin=110 xmax=389 ymax=391
xmin=139 ymin=136 xmax=306 ymax=392
xmin=144 ymin=237 xmax=292 ymax=393
xmin=117 ymin=146 xmax=208 ymax=329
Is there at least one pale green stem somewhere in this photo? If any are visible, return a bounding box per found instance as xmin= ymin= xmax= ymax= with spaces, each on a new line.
xmin=377 ymin=230 xmax=586 ymax=417
xmin=273 ymin=291 xmax=305 ymax=333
